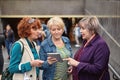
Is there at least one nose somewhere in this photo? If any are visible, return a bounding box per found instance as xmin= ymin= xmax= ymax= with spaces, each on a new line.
xmin=80 ymin=29 xmax=82 ymax=33
xmin=38 ymin=29 xmax=42 ymax=33
xmin=36 ymin=30 xmax=41 ymax=35
xmin=55 ymin=30 xmax=58 ymax=33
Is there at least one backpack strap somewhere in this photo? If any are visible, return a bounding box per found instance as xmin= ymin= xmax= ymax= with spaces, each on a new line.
xmin=16 ymin=40 xmax=24 ymax=71
xmin=10 ymin=40 xmax=24 ymax=58
xmin=17 ymin=40 xmax=24 ymax=55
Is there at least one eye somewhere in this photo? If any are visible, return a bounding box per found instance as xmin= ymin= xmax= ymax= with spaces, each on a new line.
xmin=31 ymin=26 xmax=37 ymax=30
xmin=80 ymin=25 xmax=86 ymax=30
xmin=51 ymin=28 xmax=56 ymax=31
xmin=57 ymin=28 xmax=61 ymax=30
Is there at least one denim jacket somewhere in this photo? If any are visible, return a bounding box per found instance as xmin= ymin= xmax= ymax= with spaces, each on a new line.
xmin=39 ymin=36 xmax=72 ymax=80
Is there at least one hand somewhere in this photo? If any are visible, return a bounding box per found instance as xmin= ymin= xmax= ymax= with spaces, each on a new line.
xmin=30 ymin=59 xmax=44 ymax=67
xmin=2 ymin=45 xmax=5 ymax=49
xmin=67 ymin=66 xmax=73 ymax=74
xmin=63 ymin=58 xmax=80 ymax=67
xmin=38 ymin=30 xmax=46 ymax=39
xmin=47 ymin=57 xmax=57 ymax=65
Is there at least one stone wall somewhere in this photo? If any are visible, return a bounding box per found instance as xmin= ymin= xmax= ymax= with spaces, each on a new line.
xmin=0 ymin=0 xmax=84 ymax=15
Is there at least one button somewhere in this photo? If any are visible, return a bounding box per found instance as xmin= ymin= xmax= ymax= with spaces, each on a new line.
xmin=30 ymin=75 xmax=32 ymax=77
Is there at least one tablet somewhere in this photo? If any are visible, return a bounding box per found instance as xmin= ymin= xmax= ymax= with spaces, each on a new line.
xmin=47 ymin=53 xmax=63 ymax=62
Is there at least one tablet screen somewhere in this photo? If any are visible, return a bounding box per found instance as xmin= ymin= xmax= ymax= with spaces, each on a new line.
xmin=47 ymin=53 xmax=63 ymax=62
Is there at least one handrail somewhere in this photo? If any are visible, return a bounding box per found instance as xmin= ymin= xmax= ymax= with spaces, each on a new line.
xmin=99 ymin=25 xmax=120 ymax=48
xmin=108 ymin=64 xmax=120 ymax=80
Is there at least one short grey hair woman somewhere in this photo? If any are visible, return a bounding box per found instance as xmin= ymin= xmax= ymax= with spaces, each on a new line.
xmin=64 ymin=16 xmax=110 ymax=80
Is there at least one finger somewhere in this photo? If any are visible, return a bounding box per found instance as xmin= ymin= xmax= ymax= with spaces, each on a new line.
xmin=48 ymin=57 xmax=57 ymax=60
xmin=48 ymin=57 xmax=52 ymax=59
xmin=68 ymin=62 xmax=71 ymax=65
xmin=49 ymin=58 xmax=56 ymax=60
xmin=39 ymin=60 xmax=44 ymax=63
xmin=63 ymin=58 xmax=69 ymax=61
xmin=52 ymin=59 xmax=58 ymax=62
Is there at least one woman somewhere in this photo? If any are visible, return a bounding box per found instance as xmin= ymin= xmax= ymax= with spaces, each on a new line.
xmin=4 ymin=24 xmax=15 ymax=59
xmin=39 ymin=17 xmax=72 ymax=80
xmin=9 ymin=17 xmax=56 ymax=80
xmin=64 ymin=16 xmax=110 ymax=80
xmin=73 ymin=23 xmax=81 ymax=47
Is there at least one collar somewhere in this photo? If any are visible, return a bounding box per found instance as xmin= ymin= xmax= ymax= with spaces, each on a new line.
xmin=25 ymin=38 xmax=34 ymax=48
xmin=47 ymin=35 xmax=68 ymax=47
xmin=83 ymin=33 xmax=100 ymax=47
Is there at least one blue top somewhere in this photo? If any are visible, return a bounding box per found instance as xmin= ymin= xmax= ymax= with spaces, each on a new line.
xmin=9 ymin=38 xmax=39 ymax=76
xmin=39 ymin=36 xmax=72 ymax=80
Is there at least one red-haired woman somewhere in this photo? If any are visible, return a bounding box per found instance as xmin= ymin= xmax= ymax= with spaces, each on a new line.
xmin=9 ymin=17 xmax=57 ymax=80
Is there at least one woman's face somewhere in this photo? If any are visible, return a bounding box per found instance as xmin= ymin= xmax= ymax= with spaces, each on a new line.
xmin=6 ymin=25 xmax=11 ymax=31
xmin=80 ymin=23 xmax=93 ymax=40
xmin=28 ymin=26 xmax=40 ymax=41
xmin=50 ymin=25 xmax=64 ymax=40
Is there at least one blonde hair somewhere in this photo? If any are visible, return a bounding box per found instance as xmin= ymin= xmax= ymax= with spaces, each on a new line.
xmin=47 ymin=17 xmax=65 ymax=30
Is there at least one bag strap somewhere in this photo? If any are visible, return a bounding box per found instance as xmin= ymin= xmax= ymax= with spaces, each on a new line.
xmin=99 ymin=69 xmax=106 ymax=80
xmin=18 ymin=40 xmax=24 ymax=55
xmin=9 ymin=40 xmax=24 ymax=58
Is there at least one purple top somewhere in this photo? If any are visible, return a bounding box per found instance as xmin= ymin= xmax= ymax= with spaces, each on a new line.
xmin=73 ymin=34 xmax=110 ymax=80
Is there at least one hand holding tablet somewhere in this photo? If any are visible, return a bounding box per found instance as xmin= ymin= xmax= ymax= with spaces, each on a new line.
xmin=47 ymin=53 xmax=63 ymax=62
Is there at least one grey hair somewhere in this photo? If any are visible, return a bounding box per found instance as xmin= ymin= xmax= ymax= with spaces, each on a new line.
xmin=79 ymin=16 xmax=101 ymax=34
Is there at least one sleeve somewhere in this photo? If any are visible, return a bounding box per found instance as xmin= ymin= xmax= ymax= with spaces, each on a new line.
xmin=76 ymin=42 xmax=110 ymax=75
xmin=39 ymin=44 xmax=50 ymax=70
xmin=68 ymin=40 xmax=73 ymax=58
xmin=9 ymin=42 xmax=32 ymax=73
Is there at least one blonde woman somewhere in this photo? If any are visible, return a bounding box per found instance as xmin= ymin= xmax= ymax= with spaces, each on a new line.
xmin=39 ymin=17 xmax=72 ymax=80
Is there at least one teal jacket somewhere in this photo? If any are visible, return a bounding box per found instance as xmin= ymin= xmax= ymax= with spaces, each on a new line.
xmin=9 ymin=38 xmax=39 ymax=75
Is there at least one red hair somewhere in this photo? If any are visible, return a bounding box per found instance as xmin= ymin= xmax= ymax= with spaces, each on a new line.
xmin=17 ymin=17 xmax=41 ymax=38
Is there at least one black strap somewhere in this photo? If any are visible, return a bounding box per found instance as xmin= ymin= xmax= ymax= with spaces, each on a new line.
xmin=99 ymin=69 xmax=106 ymax=80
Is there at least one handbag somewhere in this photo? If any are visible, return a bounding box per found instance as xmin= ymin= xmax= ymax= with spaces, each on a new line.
xmin=1 ymin=67 xmax=13 ymax=80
